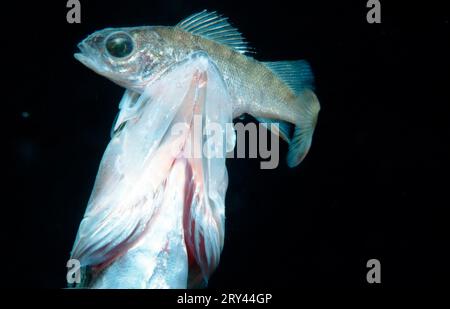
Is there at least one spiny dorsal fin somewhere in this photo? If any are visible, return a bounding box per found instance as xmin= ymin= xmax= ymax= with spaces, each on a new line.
xmin=176 ymin=10 xmax=251 ymax=55
xmin=263 ymin=60 xmax=315 ymax=94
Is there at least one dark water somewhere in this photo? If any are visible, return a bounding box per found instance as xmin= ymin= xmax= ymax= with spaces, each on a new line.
xmin=7 ymin=0 xmax=449 ymax=289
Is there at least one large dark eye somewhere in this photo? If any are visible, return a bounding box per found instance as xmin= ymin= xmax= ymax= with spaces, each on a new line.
xmin=105 ymin=32 xmax=134 ymax=58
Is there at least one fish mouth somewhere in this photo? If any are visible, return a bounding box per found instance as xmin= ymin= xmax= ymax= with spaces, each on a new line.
xmin=74 ymin=42 xmax=108 ymax=75
xmin=73 ymin=53 xmax=96 ymax=71
xmin=74 ymin=52 xmax=94 ymax=68
xmin=74 ymin=43 xmax=93 ymax=66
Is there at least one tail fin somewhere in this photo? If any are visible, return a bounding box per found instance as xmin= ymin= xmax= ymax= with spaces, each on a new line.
xmin=262 ymin=60 xmax=320 ymax=167
xmin=287 ymin=89 xmax=320 ymax=167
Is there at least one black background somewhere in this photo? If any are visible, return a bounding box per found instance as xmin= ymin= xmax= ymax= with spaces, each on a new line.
xmin=7 ymin=0 xmax=449 ymax=289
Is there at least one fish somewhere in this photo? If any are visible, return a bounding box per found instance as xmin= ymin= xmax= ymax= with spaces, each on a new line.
xmin=70 ymin=10 xmax=320 ymax=288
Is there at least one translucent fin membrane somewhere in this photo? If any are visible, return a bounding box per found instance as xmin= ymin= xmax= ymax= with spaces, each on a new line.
xmin=70 ymin=52 xmax=234 ymax=288
xmin=176 ymin=10 xmax=251 ymax=54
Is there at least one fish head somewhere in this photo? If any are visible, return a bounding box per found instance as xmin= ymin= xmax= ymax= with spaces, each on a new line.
xmin=74 ymin=27 xmax=172 ymax=91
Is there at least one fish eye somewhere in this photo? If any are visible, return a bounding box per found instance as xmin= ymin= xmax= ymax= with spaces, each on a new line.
xmin=105 ymin=32 xmax=134 ymax=58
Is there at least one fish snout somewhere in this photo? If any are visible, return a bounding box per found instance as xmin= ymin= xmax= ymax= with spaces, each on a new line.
xmin=74 ymin=40 xmax=108 ymax=75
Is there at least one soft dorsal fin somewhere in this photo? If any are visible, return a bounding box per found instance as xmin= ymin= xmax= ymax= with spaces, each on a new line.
xmin=176 ymin=10 xmax=251 ymax=54
xmin=263 ymin=60 xmax=315 ymax=94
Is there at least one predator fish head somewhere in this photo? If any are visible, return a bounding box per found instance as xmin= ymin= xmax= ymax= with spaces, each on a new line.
xmin=74 ymin=27 xmax=174 ymax=91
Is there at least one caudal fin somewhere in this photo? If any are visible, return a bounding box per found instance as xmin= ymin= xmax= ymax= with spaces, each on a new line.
xmin=287 ymin=89 xmax=320 ymax=167
xmin=262 ymin=59 xmax=320 ymax=167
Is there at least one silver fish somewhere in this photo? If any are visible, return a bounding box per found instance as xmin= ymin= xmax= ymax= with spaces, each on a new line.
xmin=70 ymin=10 xmax=319 ymax=288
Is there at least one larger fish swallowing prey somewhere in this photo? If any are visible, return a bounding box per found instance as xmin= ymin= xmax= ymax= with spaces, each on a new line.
xmin=70 ymin=10 xmax=320 ymax=288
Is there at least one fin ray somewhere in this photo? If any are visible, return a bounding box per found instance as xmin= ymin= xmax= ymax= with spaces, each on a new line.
xmin=176 ymin=10 xmax=251 ymax=55
xmin=263 ymin=60 xmax=315 ymax=94
xmin=287 ymin=89 xmax=320 ymax=167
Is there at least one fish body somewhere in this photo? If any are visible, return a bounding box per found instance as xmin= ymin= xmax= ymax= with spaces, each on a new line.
xmin=149 ymin=26 xmax=296 ymax=119
xmin=76 ymin=10 xmax=320 ymax=167
xmin=159 ymin=22 xmax=320 ymax=166
xmin=71 ymin=10 xmax=320 ymax=288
